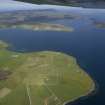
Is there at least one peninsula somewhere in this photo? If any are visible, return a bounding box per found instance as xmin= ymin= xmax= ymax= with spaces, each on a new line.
xmin=0 ymin=41 xmax=95 ymax=105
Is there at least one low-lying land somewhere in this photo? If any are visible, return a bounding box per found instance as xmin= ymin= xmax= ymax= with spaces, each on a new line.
xmin=0 ymin=41 xmax=95 ymax=105
xmin=16 ymin=0 xmax=105 ymax=6
xmin=0 ymin=10 xmax=78 ymax=24
xmin=16 ymin=0 xmax=74 ymax=6
xmin=94 ymin=22 xmax=105 ymax=29
xmin=0 ymin=23 xmax=73 ymax=32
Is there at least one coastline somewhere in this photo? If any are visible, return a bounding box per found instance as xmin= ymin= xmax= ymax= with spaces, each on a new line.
xmin=0 ymin=42 xmax=97 ymax=105
xmin=62 ymin=80 xmax=96 ymax=105
xmin=64 ymin=80 xmax=97 ymax=105
xmin=62 ymin=56 xmax=97 ymax=105
xmin=7 ymin=46 xmax=97 ymax=105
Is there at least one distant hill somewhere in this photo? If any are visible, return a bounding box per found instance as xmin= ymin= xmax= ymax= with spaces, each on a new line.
xmin=16 ymin=0 xmax=105 ymax=6
xmin=16 ymin=0 xmax=73 ymax=6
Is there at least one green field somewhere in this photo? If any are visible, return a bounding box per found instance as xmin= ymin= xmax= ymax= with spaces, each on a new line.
xmin=0 ymin=41 xmax=95 ymax=105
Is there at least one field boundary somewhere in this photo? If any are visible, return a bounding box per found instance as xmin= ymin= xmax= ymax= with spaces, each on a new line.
xmin=44 ymin=84 xmax=62 ymax=105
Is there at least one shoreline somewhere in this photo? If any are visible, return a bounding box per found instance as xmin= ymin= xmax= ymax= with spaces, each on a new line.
xmin=20 ymin=50 xmax=97 ymax=105
xmin=64 ymin=80 xmax=97 ymax=105
xmin=62 ymin=56 xmax=98 ymax=105
xmin=0 ymin=41 xmax=97 ymax=105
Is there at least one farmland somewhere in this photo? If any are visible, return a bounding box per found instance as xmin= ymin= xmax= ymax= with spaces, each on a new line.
xmin=0 ymin=41 xmax=95 ymax=105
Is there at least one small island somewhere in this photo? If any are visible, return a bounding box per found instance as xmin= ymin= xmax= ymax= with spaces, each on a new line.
xmin=94 ymin=22 xmax=105 ymax=29
xmin=0 ymin=41 xmax=95 ymax=105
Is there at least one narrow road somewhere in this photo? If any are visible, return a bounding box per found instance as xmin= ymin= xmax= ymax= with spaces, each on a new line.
xmin=26 ymin=85 xmax=32 ymax=105
xmin=44 ymin=84 xmax=62 ymax=105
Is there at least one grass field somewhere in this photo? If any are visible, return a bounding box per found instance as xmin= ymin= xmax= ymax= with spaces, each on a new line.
xmin=0 ymin=41 xmax=95 ymax=105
